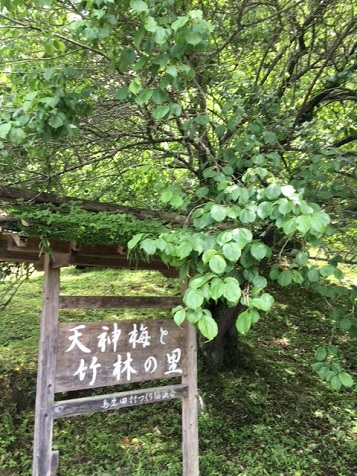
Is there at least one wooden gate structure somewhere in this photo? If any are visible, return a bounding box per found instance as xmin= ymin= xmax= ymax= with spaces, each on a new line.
xmin=0 ymin=232 xmax=199 ymax=476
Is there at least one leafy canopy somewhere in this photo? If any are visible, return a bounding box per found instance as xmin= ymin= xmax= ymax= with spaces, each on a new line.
xmin=0 ymin=0 xmax=356 ymax=388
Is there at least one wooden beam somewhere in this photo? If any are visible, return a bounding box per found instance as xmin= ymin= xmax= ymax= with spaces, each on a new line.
xmin=53 ymin=384 xmax=188 ymax=419
xmin=0 ymin=249 xmax=39 ymax=263
xmin=59 ymin=295 xmax=182 ymax=309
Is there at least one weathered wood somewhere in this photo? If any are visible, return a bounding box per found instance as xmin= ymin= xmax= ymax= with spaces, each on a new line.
xmin=0 ymin=248 xmax=39 ymax=263
xmin=51 ymin=451 xmax=59 ymax=476
xmin=7 ymin=235 xmax=70 ymax=254
xmin=1 ymin=232 xmax=179 ymax=276
xmin=70 ymin=254 xmax=178 ymax=274
xmin=53 ymin=384 xmax=188 ymax=419
xmin=59 ymin=295 xmax=182 ymax=309
xmin=182 ymin=321 xmax=199 ymax=476
xmin=32 ymin=254 xmax=60 ymax=476
xmin=55 ymin=319 xmax=187 ymax=392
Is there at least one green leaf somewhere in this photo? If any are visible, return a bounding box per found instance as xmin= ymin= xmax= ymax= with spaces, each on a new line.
xmin=263 ymin=131 xmax=277 ymax=144
xmin=222 ymin=242 xmax=241 ymax=262
xmin=0 ymin=123 xmax=11 ymax=139
xmin=152 ymin=88 xmax=168 ymax=105
xmin=202 ymin=248 xmax=217 ymax=264
xmin=128 ymin=77 xmax=142 ymax=95
xmin=216 ymin=230 xmax=233 ymax=245
xmin=250 ymin=242 xmax=268 ymax=261
xmin=144 ymin=16 xmax=158 ymax=32
xmin=215 ymin=125 xmax=225 ymax=137
xmin=210 ymin=204 xmax=227 ymax=222
xmin=281 ymin=185 xmax=296 ymax=198
xmin=135 ymin=89 xmax=153 ymax=106
xmin=330 ymin=375 xmax=342 ymax=391
xmin=187 ymin=308 xmax=202 ymax=324
xmin=140 ymin=238 xmax=156 ymax=255
xmin=257 ymin=201 xmax=273 ymax=219
xmin=115 ymin=87 xmax=129 ymax=101
xmin=223 ymin=277 xmax=241 ymax=302
xmin=295 ymin=252 xmax=309 ymax=266
xmin=278 ymin=270 xmax=292 ymax=287
xmin=236 ymin=310 xmax=252 ymax=335
xmin=153 ymin=105 xmax=170 ymax=120
xmin=295 ymin=215 xmax=311 ymax=235
xmin=315 ymin=347 xmax=327 ymax=362
xmin=183 ymin=288 xmax=204 ymax=309
xmin=166 ymin=65 xmax=178 ymax=77
xmin=338 ymin=372 xmax=354 ymax=387
xmin=266 ymin=183 xmax=281 ymax=200
xmin=160 ymin=188 xmax=174 ymax=203
xmin=170 ymin=194 xmax=183 ymax=208
xmin=154 ymin=27 xmax=169 ymax=45
xmin=320 ymin=265 xmax=335 ymax=277
xmin=339 ymin=318 xmax=351 ymax=331
xmin=170 ymin=103 xmax=182 ymax=116
xmin=130 ymin=0 xmax=149 ymax=12
xmin=48 ymin=115 xmax=64 ymax=129
xmin=185 ymin=31 xmax=202 ymax=45
xmin=278 ymin=198 xmax=293 ymax=215
xmin=250 ymin=293 xmax=274 ymax=312
xmin=118 ymin=49 xmax=136 ymax=73
xmin=43 ymin=67 xmax=56 ymax=81
xmin=239 ymin=209 xmax=256 ymax=223
xmin=307 ymin=267 xmax=320 ymax=282
xmin=9 ymin=127 xmax=26 ymax=145
xmin=291 ymin=270 xmax=304 ymax=284
xmin=210 ymin=278 xmax=225 ymax=301
xmin=209 ymin=255 xmax=227 ymax=274
xmin=232 ymin=228 xmax=253 ymax=248
xmin=173 ymin=306 xmax=186 ymax=326
xmin=190 ymin=273 xmax=215 ymax=289
xmin=171 ymin=16 xmax=189 ymax=31
xmin=127 ymin=233 xmax=144 ymax=250
xmin=252 ymin=276 xmax=267 ymax=288
xmin=282 ymin=218 xmax=297 ymax=235
xmin=177 ymin=240 xmax=193 ymax=259
xmin=198 ymin=310 xmax=218 ymax=341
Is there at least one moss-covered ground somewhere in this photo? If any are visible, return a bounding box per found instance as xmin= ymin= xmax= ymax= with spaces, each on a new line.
xmin=0 ymin=267 xmax=356 ymax=475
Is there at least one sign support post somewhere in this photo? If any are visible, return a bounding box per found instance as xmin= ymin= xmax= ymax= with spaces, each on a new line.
xmin=182 ymin=321 xmax=199 ymax=476
xmin=32 ymin=254 xmax=59 ymax=476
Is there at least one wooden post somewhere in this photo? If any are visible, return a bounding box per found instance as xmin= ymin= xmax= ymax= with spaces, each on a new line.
xmin=32 ymin=254 xmax=60 ymax=476
xmin=182 ymin=321 xmax=199 ymax=476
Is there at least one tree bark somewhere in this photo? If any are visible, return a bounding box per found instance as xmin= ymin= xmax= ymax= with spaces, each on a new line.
xmin=202 ymin=301 xmax=242 ymax=367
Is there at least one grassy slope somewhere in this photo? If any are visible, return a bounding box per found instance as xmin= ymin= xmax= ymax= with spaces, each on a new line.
xmin=0 ymin=267 xmax=356 ymax=476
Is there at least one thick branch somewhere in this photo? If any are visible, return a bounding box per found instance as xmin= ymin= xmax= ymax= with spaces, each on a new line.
xmin=0 ymin=186 xmax=192 ymax=226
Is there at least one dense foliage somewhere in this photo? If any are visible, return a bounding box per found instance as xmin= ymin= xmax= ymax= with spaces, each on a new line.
xmin=0 ymin=0 xmax=356 ymax=386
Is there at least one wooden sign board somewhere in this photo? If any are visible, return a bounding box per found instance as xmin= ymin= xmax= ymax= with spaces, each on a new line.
xmin=55 ymin=320 xmax=186 ymax=392
xmin=32 ymin=255 xmax=199 ymax=476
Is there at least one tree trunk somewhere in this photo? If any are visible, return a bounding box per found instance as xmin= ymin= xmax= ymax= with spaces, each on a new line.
xmin=201 ymin=301 xmax=242 ymax=367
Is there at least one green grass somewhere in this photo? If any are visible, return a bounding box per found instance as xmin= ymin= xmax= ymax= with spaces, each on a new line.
xmin=0 ymin=267 xmax=356 ymax=475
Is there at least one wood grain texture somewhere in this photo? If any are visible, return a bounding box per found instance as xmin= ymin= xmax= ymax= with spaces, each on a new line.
xmin=55 ymin=319 xmax=187 ymax=392
xmin=59 ymin=295 xmax=182 ymax=309
xmin=182 ymin=321 xmax=199 ymax=476
xmin=53 ymin=384 xmax=188 ymax=418
xmin=32 ymin=255 xmax=60 ymax=476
